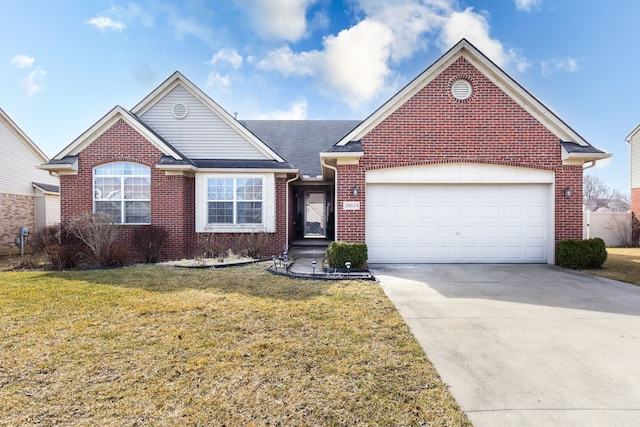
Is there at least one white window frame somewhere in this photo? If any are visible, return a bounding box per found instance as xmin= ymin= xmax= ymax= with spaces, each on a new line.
xmin=196 ymin=173 xmax=275 ymax=233
xmin=93 ymin=162 xmax=151 ymax=225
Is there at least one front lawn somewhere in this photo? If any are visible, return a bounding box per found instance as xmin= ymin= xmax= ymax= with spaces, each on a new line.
xmin=583 ymin=247 xmax=640 ymax=286
xmin=0 ymin=264 xmax=469 ymax=426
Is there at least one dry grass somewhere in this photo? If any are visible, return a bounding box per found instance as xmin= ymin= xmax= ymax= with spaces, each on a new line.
xmin=0 ymin=264 xmax=469 ymax=426
xmin=583 ymin=247 xmax=640 ymax=286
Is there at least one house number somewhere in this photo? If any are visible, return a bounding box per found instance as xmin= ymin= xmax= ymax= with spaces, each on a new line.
xmin=343 ymin=201 xmax=360 ymax=211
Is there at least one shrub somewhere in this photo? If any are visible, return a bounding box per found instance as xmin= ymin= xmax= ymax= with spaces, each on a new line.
xmin=326 ymin=241 xmax=368 ymax=269
xmin=30 ymin=223 xmax=85 ymax=270
xmin=198 ymin=232 xmax=273 ymax=260
xmin=133 ymin=225 xmax=169 ymax=263
xmin=68 ymin=213 xmax=126 ymax=267
xmin=555 ymin=238 xmax=607 ymax=269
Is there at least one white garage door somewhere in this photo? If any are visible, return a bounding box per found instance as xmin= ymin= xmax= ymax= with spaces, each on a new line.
xmin=366 ymin=183 xmax=550 ymax=263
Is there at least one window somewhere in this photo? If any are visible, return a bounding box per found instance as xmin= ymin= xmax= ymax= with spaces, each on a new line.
xmin=93 ymin=162 xmax=151 ymax=224
xmin=207 ymin=177 xmax=263 ymax=224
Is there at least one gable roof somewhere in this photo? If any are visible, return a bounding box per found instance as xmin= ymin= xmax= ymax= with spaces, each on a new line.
xmin=0 ymin=108 xmax=49 ymax=163
xmin=332 ymin=38 xmax=609 ymax=164
xmin=242 ymin=120 xmax=360 ymax=178
xmin=132 ymin=71 xmax=286 ymax=163
xmin=626 ymin=124 xmax=640 ymax=142
xmin=50 ymin=105 xmax=186 ymax=162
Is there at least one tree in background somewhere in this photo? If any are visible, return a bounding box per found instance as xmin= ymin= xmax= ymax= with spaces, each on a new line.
xmin=583 ymin=173 xmax=629 ymax=207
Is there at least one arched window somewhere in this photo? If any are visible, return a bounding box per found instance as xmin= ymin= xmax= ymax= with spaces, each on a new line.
xmin=93 ymin=162 xmax=150 ymax=224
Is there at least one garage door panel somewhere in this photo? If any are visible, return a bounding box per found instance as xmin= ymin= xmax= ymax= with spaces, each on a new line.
xmin=366 ymin=183 xmax=550 ymax=263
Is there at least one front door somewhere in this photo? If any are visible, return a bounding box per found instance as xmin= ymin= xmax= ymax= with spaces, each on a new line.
xmin=305 ymin=192 xmax=326 ymax=238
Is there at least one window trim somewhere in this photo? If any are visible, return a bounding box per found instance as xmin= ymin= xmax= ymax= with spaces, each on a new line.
xmin=196 ymin=173 xmax=275 ymax=233
xmin=93 ymin=162 xmax=151 ymax=225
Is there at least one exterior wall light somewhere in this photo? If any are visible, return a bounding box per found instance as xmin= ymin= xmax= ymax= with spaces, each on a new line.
xmin=352 ymin=187 xmax=358 ymax=196
xmin=563 ymin=187 xmax=572 ymax=198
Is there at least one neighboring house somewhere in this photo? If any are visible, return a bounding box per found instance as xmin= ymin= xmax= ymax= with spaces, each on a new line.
xmin=583 ymin=198 xmax=629 ymax=213
xmin=42 ymin=39 xmax=609 ymax=264
xmin=1 ymin=108 xmax=60 ymax=255
xmin=627 ymin=124 xmax=640 ymax=217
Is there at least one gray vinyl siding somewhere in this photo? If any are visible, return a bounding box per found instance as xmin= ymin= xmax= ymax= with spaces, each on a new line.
xmin=632 ymin=133 xmax=640 ymax=189
xmin=0 ymin=118 xmax=59 ymax=196
xmin=140 ymin=85 xmax=270 ymax=160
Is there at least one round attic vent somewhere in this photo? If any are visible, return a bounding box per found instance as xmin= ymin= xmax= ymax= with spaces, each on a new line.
xmin=451 ymin=79 xmax=472 ymax=100
xmin=172 ymin=102 xmax=188 ymax=119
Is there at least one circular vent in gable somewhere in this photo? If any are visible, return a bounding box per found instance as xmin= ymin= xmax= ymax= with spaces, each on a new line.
xmin=451 ymin=79 xmax=472 ymax=100
xmin=172 ymin=102 xmax=188 ymax=119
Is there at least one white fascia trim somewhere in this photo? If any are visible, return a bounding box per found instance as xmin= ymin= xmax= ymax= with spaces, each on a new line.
xmin=194 ymin=168 xmax=298 ymax=174
xmin=320 ymin=151 xmax=364 ymax=160
xmin=561 ymin=148 xmax=612 ymax=165
xmin=54 ymin=106 xmax=183 ymax=160
xmin=131 ymin=72 xmax=286 ymax=163
xmin=39 ymin=159 xmax=78 ymax=174
xmin=626 ymin=124 xmax=640 ymax=142
xmin=336 ymin=39 xmax=591 ymax=148
xmin=462 ymin=50 xmax=590 ymax=146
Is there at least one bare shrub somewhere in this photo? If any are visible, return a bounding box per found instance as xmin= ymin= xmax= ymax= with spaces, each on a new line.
xmin=197 ymin=232 xmax=272 ymax=260
xmin=603 ymin=213 xmax=634 ymax=246
xmin=235 ymin=232 xmax=272 ymax=259
xmin=30 ymin=223 xmax=85 ymax=270
xmin=133 ymin=225 xmax=168 ymax=263
xmin=68 ymin=213 xmax=125 ymax=267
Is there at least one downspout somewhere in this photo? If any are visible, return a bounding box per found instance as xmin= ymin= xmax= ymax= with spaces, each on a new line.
xmin=583 ymin=160 xmax=597 ymax=170
xmin=321 ymin=159 xmax=338 ymax=242
xmin=285 ymin=173 xmax=300 ymax=254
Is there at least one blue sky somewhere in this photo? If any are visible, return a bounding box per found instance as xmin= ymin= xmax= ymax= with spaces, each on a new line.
xmin=1 ymin=0 xmax=638 ymax=194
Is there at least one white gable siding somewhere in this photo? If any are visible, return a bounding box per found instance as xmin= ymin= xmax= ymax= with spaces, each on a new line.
xmin=140 ymin=85 xmax=270 ymax=160
xmin=0 ymin=118 xmax=58 ymax=196
xmin=631 ymin=132 xmax=640 ymax=189
xmin=35 ymin=193 xmax=60 ymax=230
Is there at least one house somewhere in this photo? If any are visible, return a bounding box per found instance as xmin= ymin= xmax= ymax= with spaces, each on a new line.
xmin=583 ymin=198 xmax=629 ymax=213
xmin=627 ymin=124 xmax=640 ymax=218
xmin=1 ymin=108 xmax=60 ymax=255
xmin=42 ymin=39 xmax=610 ymax=264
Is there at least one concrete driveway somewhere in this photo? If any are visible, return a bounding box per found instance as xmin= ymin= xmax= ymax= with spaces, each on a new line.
xmin=371 ymin=264 xmax=640 ymax=427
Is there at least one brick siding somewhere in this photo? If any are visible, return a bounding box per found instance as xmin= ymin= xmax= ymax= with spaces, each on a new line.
xmin=337 ymin=56 xmax=583 ymax=244
xmin=60 ymin=118 xmax=287 ymax=263
xmin=0 ymin=193 xmax=35 ymax=255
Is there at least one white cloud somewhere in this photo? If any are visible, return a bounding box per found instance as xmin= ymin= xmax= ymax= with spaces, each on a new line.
xmin=439 ymin=7 xmax=530 ymax=72
xmin=354 ymin=0 xmax=451 ymax=62
xmin=541 ymin=56 xmax=579 ymax=76
xmin=514 ymin=0 xmax=542 ymax=12
xmin=257 ymin=99 xmax=308 ymax=119
xmin=253 ymin=1 xmax=531 ymax=110
xmin=320 ymin=20 xmax=394 ymax=107
xmin=10 ymin=55 xmax=35 ymax=69
xmin=86 ymin=16 xmax=125 ymax=31
xmin=257 ymin=45 xmax=318 ymax=76
xmin=207 ymin=72 xmax=231 ymax=88
xmin=22 ymin=67 xmax=46 ymax=97
xmin=209 ymin=48 xmax=243 ymax=69
xmin=245 ymin=0 xmax=316 ymax=41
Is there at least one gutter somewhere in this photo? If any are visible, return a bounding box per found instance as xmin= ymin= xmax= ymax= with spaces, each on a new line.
xmin=321 ymin=159 xmax=338 ymax=242
xmin=285 ymin=173 xmax=300 ymax=253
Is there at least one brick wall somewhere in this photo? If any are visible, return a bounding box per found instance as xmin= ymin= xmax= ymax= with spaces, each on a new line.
xmin=0 ymin=193 xmax=34 ymax=255
xmin=337 ymin=56 xmax=583 ymax=244
xmin=60 ymin=118 xmax=288 ymax=263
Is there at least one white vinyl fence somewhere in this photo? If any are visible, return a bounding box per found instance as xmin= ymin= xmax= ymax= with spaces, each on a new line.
xmin=583 ymin=210 xmax=632 ymax=246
